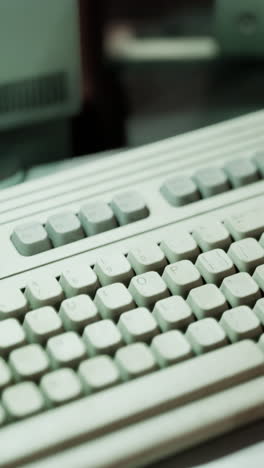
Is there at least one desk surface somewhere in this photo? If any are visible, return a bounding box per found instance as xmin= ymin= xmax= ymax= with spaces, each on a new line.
xmin=152 ymin=419 xmax=264 ymax=468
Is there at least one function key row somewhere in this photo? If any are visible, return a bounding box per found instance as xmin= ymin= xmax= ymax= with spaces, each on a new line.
xmin=11 ymin=191 xmax=149 ymax=256
xmin=161 ymin=151 xmax=264 ymax=207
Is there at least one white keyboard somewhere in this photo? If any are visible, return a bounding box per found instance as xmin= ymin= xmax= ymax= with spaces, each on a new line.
xmin=2 ymin=111 xmax=264 ymax=467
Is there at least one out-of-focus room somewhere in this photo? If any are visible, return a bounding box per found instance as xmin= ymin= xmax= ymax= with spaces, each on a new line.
xmin=0 ymin=0 xmax=264 ymax=184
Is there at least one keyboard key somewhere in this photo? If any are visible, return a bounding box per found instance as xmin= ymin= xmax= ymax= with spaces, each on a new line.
xmin=46 ymin=212 xmax=84 ymax=247
xmin=94 ymin=253 xmax=134 ymax=286
xmin=79 ymin=201 xmax=117 ymax=235
xmin=253 ymin=265 xmax=264 ymax=292
xmin=224 ymin=208 xmax=264 ymax=240
xmin=40 ymin=368 xmax=82 ymax=406
xmin=118 ymin=307 xmax=159 ymax=344
xmin=160 ymin=230 xmax=199 ymax=263
xmin=151 ymin=330 xmax=192 ymax=367
xmin=78 ymin=356 xmax=120 ymax=393
xmin=259 ymin=233 xmax=264 ymax=249
xmin=83 ymin=320 xmax=123 ymax=356
xmin=59 ymin=295 xmax=99 ymax=332
xmin=0 ymin=319 xmax=26 ymax=355
xmin=11 ymin=222 xmax=51 ymax=256
xmin=163 ymin=260 xmax=202 ymax=297
xmin=252 ymin=151 xmax=264 ymax=176
xmin=0 ymin=358 xmax=12 ymax=390
xmin=111 ymin=191 xmax=149 ymax=225
xmin=129 ymin=271 xmax=169 ymax=308
xmin=9 ymin=344 xmax=50 ymax=381
xmin=196 ymin=249 xmax=235 ymax=285
xmin=258 ymin=333 xmax=264 ymax=352
xmin=153 ymin=296 xmax=194 ymax=332
xmin=0 ymin=404 xmax=6 ymax=426
xmin=25 ymin=275 xmax=64 ymax=309
xmin=127 ymin=242 xmax=167 ymax=274
xmin=253 ymin=298 xmax=264 ymax=325
xmin=47 ymin=332 xmax=86 ymax=368
xmin=224 ymin=158 xmax=259 ymax=188
xmin=2 ymin=382 xmax=45 ymax=420
xmin=220 ymin=272 xmax=261 ymax=307
xmin=95 ymin=283 xmax=135 ymax=320
xmin=115 ymin=342 xmax=157 ymax=380
xmin=0 ymin=287 xmax=28 ymax=320
xmin=187 ymin=284 xmax=228 ymax=319
xmin=193 ymin=167 xmax=230 ymax=198
xmin=228 ymin=238 xmax=264 ymax=273
xmin=186 ymin=318 xmax=227 ymax=354
xmin=220 ymin=306 xmax=262 ymax=343
xmin=23 ymin=307 xmax=63 ymax=344
xmin=192 ymin=221 xmax=231 ymax=252
xmin=160 ymin=176 xmax=200 ymax=206
xmin=60 ymin=264 xmax=99 ymax=298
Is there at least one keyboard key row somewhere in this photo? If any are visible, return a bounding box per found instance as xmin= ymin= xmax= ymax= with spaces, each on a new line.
xmin=10 ymin=217 xmax=264 ymax=304
xmin=161 ymin=153 xmax=264 ymax=207
xmin=0 ymin=252 xmax=261 ymax=325
xmin=0 ymin=298 xmax=264 ymax=378
xmin=11 ymin=191 xmax=149 ymax=256
xmin=1 ymin=275 xmax=264 ymax=377
xmin=5 ymin=226 xmax=264 ymax=324
xmin=2 ymin=333 xmax=264 ymax=424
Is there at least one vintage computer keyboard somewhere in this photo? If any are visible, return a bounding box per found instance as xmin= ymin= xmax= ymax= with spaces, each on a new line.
xmin=1 ymin=111 xmax=264 ymax=467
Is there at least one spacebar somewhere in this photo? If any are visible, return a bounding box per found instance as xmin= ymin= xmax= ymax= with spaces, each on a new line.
xmin=1 ymin=340 xmax=264 ymax=468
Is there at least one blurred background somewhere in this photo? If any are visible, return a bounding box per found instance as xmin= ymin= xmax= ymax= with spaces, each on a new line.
xmin=0 ymin=0 xmax=264 ymax=184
